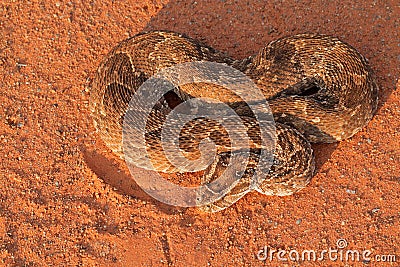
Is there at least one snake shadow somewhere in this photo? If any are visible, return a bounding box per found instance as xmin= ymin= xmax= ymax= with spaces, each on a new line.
xmin=311 ymin=143 xmax=338 ymax=173
xmin=81 ymin=145 xmax=187 ymax=215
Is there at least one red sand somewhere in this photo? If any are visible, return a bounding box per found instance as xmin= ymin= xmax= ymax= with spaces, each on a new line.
xmin=1 ymin=1 xmax=399 ymax=266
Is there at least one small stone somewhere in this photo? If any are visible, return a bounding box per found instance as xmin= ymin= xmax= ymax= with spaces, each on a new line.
xmin=371 ymin=207 xmax=380 ymax=214
xmin=346 ymin=189 xmax=356 ymax=194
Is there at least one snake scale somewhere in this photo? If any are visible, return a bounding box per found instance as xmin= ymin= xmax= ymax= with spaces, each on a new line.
xmin=90 ymin=31 xmax=378 ymax=212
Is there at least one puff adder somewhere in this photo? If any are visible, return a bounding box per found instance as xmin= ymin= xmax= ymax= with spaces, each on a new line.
xmin=90 ymin=31 xmax=378 ymax=212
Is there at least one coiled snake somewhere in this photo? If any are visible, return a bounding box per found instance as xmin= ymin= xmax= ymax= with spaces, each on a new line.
xmin=90 ymin=31 xmax=378 ymax=212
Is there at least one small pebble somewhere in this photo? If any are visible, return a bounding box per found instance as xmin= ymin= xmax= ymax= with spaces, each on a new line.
xmin=371 ymin=207 xmax=380 ymax=214
xmin=346 ymin=189 xmax=356 ymax=194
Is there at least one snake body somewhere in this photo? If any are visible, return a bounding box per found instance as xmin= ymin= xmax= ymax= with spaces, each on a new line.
xmin=90 ymin=31 xmax=378 ymax=212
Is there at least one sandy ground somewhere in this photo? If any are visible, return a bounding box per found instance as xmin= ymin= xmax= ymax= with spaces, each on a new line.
xmin=1 ymin=0 xmax=399 ymax=266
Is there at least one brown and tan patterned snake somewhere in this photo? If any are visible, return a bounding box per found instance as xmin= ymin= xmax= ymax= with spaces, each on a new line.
xmin=90 ymin=31 xmax=378 ymax=212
